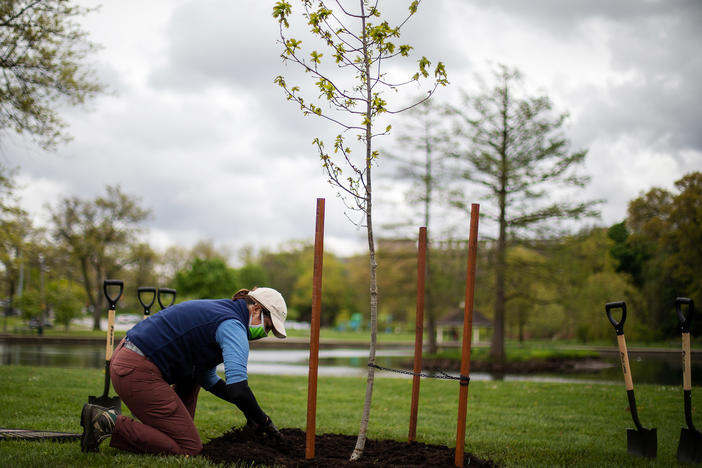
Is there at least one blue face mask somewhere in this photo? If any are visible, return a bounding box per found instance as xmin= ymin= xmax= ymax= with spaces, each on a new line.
xmin=248 ymin=311 xmax=268 ymax=341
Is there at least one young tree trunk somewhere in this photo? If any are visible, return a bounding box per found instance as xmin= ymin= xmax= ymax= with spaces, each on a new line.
xmin=350 ymin=227 xmax=378 ymax=460
xmin=351 ymin=11 xmax=377 ymax=458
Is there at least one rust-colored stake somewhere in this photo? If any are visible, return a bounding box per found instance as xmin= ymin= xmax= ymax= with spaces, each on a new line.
xmin=455 ymin=203 xmax=480 ymax=467
xmin=306 ymin=198 xmax=325 ymax=459
xmin=409 ymin=226 xmax=427 ymax=442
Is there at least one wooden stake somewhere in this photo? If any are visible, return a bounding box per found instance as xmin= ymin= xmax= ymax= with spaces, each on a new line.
xmin=455 ymin=204 xmax=480 ymax=467
xmin=305 ymin=198 xmax=325 ymax=459
xmin=409 ymin=226 xmax=427 ymax=442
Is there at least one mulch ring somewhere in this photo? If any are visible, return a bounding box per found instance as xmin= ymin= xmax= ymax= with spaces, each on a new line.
xmin=201 ymin=427 xmax=497 ymax=467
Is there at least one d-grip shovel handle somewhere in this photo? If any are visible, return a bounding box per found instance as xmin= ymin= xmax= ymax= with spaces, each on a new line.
xmin=676 ymin=297 xmax=694 ymax=334
xmin=606 ymin=301 xmax=627 ymax=335
xmin=102 ymin=280 xmax=123 ymax=398
xmin=158 ymin=288 xmax=176 ymax=310
xmin=104 ymin=280 xmax=124 ymax=310
xmin=138 ymin=287 xmax=157 ymax=317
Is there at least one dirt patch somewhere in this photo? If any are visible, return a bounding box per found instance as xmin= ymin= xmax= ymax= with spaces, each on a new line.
xmin=201 ymin=427 xmax=496 ymax=467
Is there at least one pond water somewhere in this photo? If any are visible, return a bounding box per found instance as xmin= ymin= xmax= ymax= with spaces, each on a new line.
xmin=1 ymin=341 xmax=700 ymax=386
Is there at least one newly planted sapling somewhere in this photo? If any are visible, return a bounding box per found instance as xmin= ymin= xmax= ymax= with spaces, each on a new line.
xmin=273 ymin=0 xmax=447 ymax=460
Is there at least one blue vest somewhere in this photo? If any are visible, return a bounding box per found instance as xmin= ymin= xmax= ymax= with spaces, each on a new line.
xmin=126 ymin=298 xmax=248 ymax=384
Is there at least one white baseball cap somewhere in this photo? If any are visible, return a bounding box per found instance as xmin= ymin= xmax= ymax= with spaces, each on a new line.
xmin=249 ymin=287 xmax=287 ymax=339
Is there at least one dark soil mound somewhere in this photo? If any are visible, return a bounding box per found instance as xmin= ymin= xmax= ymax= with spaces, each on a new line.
xmin=201 ymin=427 xmax=496 ymax=467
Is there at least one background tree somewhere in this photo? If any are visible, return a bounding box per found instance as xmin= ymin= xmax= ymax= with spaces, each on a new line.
xmin=290 ymin=249 xmax=355 ymax=325
xmin=156 ymin=245 xmax=191 ymax=285
xmin=50 ymin=185 xmax=149 ymax=330
xmin=126 ymin=242 xmax=159 ymax=290
xmin=663 ymin=172 xmax=702 ymax=301
xmin=608 ymin=222 xmax=643 ymax=283
xmin=174 ymin=257 xmax=238 ymax=300
xmin=447 ymin=65 xmax=599 ymax=368
xmin=382 ymin=97 xmax=451 ymax=352
xmin=237 ymin=263 xmax=269 ymax=290
xmin=259 ymin=241 xmax=309 ymax=309
xmin=625 ymin=171 xmax=702 ymax=336
xmin=47 ymin=278 xmax=86 ymax=330
xmin=0 ymin=165 xmax=30 ymax=330
xmin=0 ymin=0 xmax=102 ymax=149
xmin=273 ymin=0 xmax=447 ymax=459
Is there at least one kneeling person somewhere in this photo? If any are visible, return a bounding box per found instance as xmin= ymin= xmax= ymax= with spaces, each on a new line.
xmin=81 ymin=287 xmax=287 ymax=455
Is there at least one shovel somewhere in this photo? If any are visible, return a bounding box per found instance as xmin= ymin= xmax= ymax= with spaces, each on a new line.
xmin=137 ymin=286 xmax=156 ymax=320
xmin=676 ymin=297 xmax=702 ymax=463
xmin=157 ymin=287 xmax=176 ymax=310
xmin=606 ymin=301 xmax=657 ymax=458
xmin=88 ymin=279 xmax=123 ymax=414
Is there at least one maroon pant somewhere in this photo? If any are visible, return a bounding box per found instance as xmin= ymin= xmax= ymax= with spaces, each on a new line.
xmin=108 ymin=339 xmax=203 ymax=455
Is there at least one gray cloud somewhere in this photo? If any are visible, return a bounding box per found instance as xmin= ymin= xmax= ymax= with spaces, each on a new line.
xmin=149 ymin=1 xmax=282 ymax=92
xmin=4 ymin=0 xmax=701 ymax=258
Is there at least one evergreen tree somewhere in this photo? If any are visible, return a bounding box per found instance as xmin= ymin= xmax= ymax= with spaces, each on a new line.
xmin=447 ymin=65 xmax=599 ymax=367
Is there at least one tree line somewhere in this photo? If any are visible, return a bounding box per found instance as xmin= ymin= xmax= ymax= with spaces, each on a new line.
xmin=1 ymin=165 xmax=699 ymax=341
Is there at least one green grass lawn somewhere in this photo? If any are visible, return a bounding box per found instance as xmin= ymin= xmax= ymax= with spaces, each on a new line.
xmin=0 ymin=365 xmax=697 ymax=467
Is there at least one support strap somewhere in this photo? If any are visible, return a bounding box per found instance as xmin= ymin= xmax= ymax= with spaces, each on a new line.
xmin=368 ymin=363 xmax=470 ymax=385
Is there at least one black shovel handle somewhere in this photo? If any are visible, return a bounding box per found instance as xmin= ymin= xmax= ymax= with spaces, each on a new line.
xmin=158 ymin=288 xmax=176 ymax=310
xmin=606 ymin=301 xmax=627 ymax=335
xmin=138 ymin=287 xmax=157 ymax=316
xmin=104 ymin=280 xmax=124 ymax=310
xmin=676 ymin=297 xmax=695 ymax=333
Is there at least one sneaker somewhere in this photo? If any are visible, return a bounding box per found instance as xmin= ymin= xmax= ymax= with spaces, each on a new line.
xmin=80 ymin=403 xmax=117 ymax=452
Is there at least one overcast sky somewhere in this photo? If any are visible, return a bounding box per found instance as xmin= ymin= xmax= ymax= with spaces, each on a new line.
xmin=2 ymin=0 xmax=700 ymax=261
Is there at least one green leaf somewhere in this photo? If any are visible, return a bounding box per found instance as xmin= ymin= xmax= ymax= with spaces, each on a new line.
xmin=418 ymin=56 xmax=431 ymax=78
xmin=434 ymin=61 xmax=449 ymax=85
xmin=311 ymin=50 xmax=323 ymax=64
xmin=399 ymin=44 xmax=413 ymax=56
xmin=272 ymin=1 xmax=292 ymax=28
xmin=285 ymin=38 xmax=302 ymax=55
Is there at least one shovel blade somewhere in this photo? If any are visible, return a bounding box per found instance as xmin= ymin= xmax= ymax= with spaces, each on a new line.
xmin=88 ymin=395 xmax=121 ymax=415
xmin=626 ymin=427 xmax=657 ymax=458
xmin=678 ymin=428 xmax=702 ymax=463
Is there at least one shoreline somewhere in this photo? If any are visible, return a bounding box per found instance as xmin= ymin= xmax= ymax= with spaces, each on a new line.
xmin=1 ymin=332 xmax=699 ymax=356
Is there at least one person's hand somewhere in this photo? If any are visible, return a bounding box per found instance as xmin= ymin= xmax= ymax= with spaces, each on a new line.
xmin=257 ymin=416 xmax=282 ymax=441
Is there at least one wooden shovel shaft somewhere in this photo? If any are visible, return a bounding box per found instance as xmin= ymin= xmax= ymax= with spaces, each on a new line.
xmin=683 ymin=332 xmax=691 ymax=391
xmin=106 ymin=308 xmax=116 ymax=361
xmin=617 ymin=334 xmax=634 ymax=391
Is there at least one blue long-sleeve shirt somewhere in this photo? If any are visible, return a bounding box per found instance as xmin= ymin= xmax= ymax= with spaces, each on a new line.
xmin=126 ymin=298 xmax=250 ymax=387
